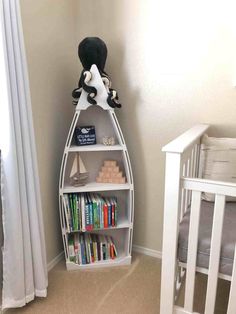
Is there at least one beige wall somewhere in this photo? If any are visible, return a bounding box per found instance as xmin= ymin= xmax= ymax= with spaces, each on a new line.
xmin=19 ymin=0 xmax=236 ymax=262
xmin=20 ymin=0 xmax=78 ymax=263
xmin=75 ymin=0 xmax=236 ymax=252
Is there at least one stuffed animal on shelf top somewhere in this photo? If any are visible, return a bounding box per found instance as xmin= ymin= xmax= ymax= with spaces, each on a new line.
xmin=72 ymin=37 xmax=121 ymax=109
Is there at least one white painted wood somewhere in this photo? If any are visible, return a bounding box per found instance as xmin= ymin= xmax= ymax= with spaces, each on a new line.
xmin=184 ymin=190 xmax=201 ymax=312
xmin=68 ymin=144 xmax=124 ymax=152
xmin=132 ymin=244 xmax=162 ymax=259
xmin=227 ymin=245 xmax=236 ymax=314
xmin=161 ymin=125 xmax=236 ymax=314
xmin=63 ymin=221 xmax=131 ymax=233
xmin=162 ymin=124 xmax=209 ymax=153
xmin=182 ymin=177 xmax=236 ymax=197
xmin=204 ymin=195 xmax=226 ymax=314
xmin=62 ymin=182 xmax=132 ymax=193
xmin=76 ymin=64 xmax=112 ymax=111
xmin=66 ymin=255 xmax=131 ymax=270
xmin=59 ymin=64 xmax=134 ymax=270
xmin=179 ymin=262 xmax=232 ymax=281
xmin=47 ymin=251 xmax=64 ymax=272
xmin=160 ymin=153 xmax=182 ymax=314
xmin=174 ymin=306 xmax=200 ymax=314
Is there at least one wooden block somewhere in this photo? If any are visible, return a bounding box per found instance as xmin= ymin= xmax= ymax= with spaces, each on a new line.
xmin=104 ymin=160 xmax=117 ymax=167
xmin=119 ymin=177 xmax=126 ymax=184
xmin=102 ymin=166 xmax=119 ymax=173
xmin=112 ymin=166 xmax=119 ymax=173
xmin=111 ymin=172 xmax=122 ymax=178
xmin=99 ymin=171 xmax=110 ymax=179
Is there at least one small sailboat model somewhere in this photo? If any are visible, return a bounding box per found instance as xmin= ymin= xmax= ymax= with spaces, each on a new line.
xmin=69 ymin=154 xmax=89 ymax=187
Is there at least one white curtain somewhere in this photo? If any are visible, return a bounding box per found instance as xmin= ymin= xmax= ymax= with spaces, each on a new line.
xmin=0 ymin=0 xmax=48 ymax=309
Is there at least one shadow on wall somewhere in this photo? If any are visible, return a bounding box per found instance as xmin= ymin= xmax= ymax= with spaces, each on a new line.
xmin=0 ymin=155 xmax=3 ymax=301
xmin=106 ymin=43 xmax=148 ymax=245
xmin=75 ymin=0 xmax=150 ymax=245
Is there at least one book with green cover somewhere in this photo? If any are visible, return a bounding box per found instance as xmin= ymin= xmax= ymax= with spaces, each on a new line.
xmin=91 ymin=194 xmax=99 ymax=229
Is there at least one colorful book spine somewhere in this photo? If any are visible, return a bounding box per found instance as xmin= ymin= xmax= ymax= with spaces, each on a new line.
xmin=103 ymin=201 xmax=108 ymax=228
xmin=85 ymin=194 xmax=91 ymax=231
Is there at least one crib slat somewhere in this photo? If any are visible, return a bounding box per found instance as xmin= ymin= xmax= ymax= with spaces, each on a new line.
xmin=227 ymin=245 xmax=236 ymax=314
xmin=184 ymin=190 xmax=202 ymax=312
xmin=204 ymin=194 xmax=226 ymax=314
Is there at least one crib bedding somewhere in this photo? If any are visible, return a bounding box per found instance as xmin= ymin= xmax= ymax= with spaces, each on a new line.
xmin=178 ymin=200 xmax=236 ymax=276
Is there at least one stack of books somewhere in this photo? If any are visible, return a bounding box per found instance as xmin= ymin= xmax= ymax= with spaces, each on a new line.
xmin=68 ymin=233 xmax=117 ymax=264
xmin=63 ymin=193 xmax=118 ymax=232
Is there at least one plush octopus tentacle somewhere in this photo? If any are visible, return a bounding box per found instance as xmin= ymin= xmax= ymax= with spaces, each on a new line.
xmin=72 ymin=37 xmax=122 ymax=109
xmin=107 ymin=88 xmax=122 ymax=108
xmin=82 ymin=71 xmax=97 ymax=105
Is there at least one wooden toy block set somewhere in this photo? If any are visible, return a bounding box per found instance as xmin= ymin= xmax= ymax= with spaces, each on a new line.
xmin=96 ymin=160 xmax=126 ymax=184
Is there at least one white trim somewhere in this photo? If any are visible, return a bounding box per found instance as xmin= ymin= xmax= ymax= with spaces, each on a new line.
xmin=132 ymin=244 xmax=162 ymax=259
xmin=47 ymin=251 xmax=64 ymax=272
xmin=162 ymin=124 xmax=209 ymax=153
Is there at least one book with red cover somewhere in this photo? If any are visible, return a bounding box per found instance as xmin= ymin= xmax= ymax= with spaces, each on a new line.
xmin=103 ymin=200 xmax=108 ymax=228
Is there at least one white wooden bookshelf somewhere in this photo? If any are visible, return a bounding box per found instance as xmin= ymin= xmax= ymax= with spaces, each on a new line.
xmin=59 ymin=65 xmax=134 ymax=270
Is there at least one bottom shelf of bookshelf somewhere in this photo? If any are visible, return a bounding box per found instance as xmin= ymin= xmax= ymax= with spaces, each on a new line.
xmin=66 ymin=255 xmax=132 ymax=270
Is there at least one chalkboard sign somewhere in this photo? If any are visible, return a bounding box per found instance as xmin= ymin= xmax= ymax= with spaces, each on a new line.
xmin=75 ymin=126 xmax=96 ymax=146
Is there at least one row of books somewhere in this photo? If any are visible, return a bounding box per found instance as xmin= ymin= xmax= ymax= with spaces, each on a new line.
xmin=68 ymin=233 xmax=117 ymax=264
xmin=63 ymin=193 xmax=118 ymax=232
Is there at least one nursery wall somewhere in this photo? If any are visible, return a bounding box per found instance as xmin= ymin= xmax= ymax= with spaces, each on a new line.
xmin=19 ymin=0 xmax=236 ymax=263
xmin=75 ymin=0 xmax=236 ymax=253
xmin=19 ymin=0 xmax=78 ymax=264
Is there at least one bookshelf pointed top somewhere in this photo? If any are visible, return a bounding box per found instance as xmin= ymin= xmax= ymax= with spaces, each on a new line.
xmin=76 ymin=64 xmax=113 ymax=111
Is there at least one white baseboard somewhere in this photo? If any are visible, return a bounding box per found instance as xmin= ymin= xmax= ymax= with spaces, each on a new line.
xmin=47 ymin=251 xmax=64 ymax=272
xmin=132 ymin=244 xmax=162 ymax=259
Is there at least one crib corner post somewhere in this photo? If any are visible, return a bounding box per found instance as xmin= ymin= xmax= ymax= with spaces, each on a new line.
xmin=160 ymin=152 xmax=182 ymax=314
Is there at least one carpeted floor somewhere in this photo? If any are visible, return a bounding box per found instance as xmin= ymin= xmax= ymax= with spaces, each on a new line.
xmin=5 ymin=252 xmax=230 ymax=314
xmin=6 ymin=253 xmax=161 ymax=314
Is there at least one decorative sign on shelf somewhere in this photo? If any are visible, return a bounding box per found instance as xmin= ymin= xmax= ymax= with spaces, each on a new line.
xmin=75 ymin=126 xmax=96 ymax=146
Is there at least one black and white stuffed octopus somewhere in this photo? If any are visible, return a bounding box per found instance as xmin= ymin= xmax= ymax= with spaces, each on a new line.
xmin=72 ymin=37 xmax=121 ymax=109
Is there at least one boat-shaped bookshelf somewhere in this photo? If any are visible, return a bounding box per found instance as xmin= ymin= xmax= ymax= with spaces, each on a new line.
xmin=59 ymin=65 xmax=134 ymax=270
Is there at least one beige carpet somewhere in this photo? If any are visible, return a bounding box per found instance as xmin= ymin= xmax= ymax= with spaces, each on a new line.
xmin=6 ymin=253 xmax=161 ymax=314
xmin=5 ymin=253 xmax=230 ymax=314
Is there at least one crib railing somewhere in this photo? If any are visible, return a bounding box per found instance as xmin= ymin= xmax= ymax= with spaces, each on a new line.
xmin=160 ymin=124 xmax=236 ymax=314
xmin=179 ymin=178 xmax=236 ymax=314
xmin=161 ymin=124 xmax=209 ymax=314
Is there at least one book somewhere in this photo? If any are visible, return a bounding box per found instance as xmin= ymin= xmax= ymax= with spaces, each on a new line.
xmin=69 ymin=194 xmax=74 ymax=230
xmin=68 ymin=237 xmax=75 ymax=262
xmin=103 ymin=199 xmax=108 ymax=228
xmin=80 ymin=193 xmax=86 ymax=232
xmin=91 ymin=193 xmax=99 ymax=229
xmin=106 ymin=198 xmax=112 ymax=227
xmin=84 ymin=193 xmax=91 ymax=231
xmin=87 ymin=193 xmax=94 ymax=230
xmin=63 ymin=195 xmax=70 ymax=232
xmin=80 ymin=234 xmax=87 ymax=265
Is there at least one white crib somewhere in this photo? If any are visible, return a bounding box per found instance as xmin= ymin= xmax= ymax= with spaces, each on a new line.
xmin=160 ymin=124 xmax=236 ymax=314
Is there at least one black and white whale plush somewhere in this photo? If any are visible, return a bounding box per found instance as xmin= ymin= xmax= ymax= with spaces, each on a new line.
xmin=72 ymin=37 xmax=121 ymax=109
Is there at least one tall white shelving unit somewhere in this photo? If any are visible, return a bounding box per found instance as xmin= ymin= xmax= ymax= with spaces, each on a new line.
xmin=59 ymin=65 xmax=134 ymax=270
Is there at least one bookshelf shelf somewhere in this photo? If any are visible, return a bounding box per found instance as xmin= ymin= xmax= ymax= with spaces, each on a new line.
xmin=62 ymin=182 xmax=132 ymax=193
xmin=66 ymin=255 xmax=132 ymax=270
xmin=59 ymin=65 xmax=134 ymax=270
xmin=68 ymin=144 xmax=124 ymax=152
xmin=63 ymin=221 xmax=131 ymax=234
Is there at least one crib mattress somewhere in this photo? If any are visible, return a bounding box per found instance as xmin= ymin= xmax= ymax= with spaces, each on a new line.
xmin=178 ymin=200 xmax=236 ymax=276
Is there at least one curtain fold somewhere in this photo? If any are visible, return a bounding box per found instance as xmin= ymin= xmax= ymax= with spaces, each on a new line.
xmin=0 ymin=0 xmax=48 ymax=309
